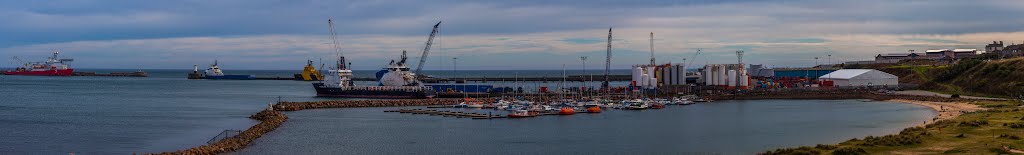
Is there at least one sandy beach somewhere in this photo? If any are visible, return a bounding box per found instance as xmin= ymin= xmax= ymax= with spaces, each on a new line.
xmin=887 ymin=99 xmax=985 ymax=126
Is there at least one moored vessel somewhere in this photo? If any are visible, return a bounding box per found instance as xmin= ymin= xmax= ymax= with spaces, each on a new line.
xmin=200 ymin=60 xmax=256 ymax=80
xmin=3 ymin=51 xmax=74 ymax=76
xmin=311 ymin=19 xmax=436 ymax=99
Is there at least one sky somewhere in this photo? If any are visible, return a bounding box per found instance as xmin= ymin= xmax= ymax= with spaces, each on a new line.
xmin=1 ymin=0 xmax=1023 ymax=70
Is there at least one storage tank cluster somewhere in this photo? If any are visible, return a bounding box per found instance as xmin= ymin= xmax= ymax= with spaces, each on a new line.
xmin=702 ymin=64 xmax=750 ymax=89
xmin=631 ymin=64 xmax=687 ymax=89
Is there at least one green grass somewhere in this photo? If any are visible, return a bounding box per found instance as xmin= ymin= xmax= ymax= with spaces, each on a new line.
xmin=764 ymin=100 xmax=1024 ymax=154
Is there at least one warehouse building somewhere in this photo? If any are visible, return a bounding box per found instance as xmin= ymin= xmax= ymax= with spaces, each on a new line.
xmin=817 ymin=69 xmax=898 ymax=87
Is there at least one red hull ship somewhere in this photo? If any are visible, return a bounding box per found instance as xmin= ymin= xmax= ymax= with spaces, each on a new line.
xmin=3 ymin=51 xmax=74 ymax=76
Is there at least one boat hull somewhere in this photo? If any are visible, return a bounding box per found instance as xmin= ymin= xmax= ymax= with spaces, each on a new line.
xmin=313 ymin=83 xmax=436 ymax=99
xmin=2 ymin=69 xmax=74 ymax=76
xmin=204 ymin=75 xmax=256 ymax=80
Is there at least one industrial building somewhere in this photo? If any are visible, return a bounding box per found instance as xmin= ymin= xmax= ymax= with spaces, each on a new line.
xmin=817 ymin=69 xmax=898 ymax=87
xmin=631 ymin=63 xmax=687 ymax=89
xmin=701 ymin=64 xmax=749 ymax=89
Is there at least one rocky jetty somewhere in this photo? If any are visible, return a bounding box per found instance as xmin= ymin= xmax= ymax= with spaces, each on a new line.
xmin=274 ymin=98 xmax=492 ymax=111
xmin=151 ymin=108 xmax=286 ymax=155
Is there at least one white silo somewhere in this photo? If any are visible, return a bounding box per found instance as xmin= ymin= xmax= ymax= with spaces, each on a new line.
xmin=649 ymin=77 xmax=658 ymax=88
xmin=632 ymin=67 xmax=643 ymax=86
xmin=640 ymin=74 xmax=649 ymax=88
xmin=646 ymin=66 xmax=656 ymax=87
xmin=703 ymin=65 xmax=713 ymax=85
xmin=728 ymin=70 xmax=737 ymax=88
xmin=739 ymin=69 xmax=749 ymax=89
xmin=717 ymin=65 xmax=727 ymax=86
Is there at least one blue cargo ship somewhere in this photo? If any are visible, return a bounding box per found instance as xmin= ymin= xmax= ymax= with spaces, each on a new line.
xmin=191 ymin=60 xmax=256 ymax=80
xmin=311 ymin=19 xmax=436 ymax=99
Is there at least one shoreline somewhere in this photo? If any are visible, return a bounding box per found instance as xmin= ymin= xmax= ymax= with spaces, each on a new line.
xmin=885 ymin=99 xmax=984 ymax=126
xmin=151 ymin=92 xmax=992 ymax=154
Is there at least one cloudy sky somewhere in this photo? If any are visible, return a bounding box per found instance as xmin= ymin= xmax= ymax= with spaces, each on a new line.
xmin=1 ymin=0 xmax=1022 ymax=70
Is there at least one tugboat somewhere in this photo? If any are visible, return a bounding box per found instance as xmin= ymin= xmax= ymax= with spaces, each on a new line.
xmin=294 ymin=60 xmax=324 ymax=81
xmin=3 ymin=51 xmax=74 ymax=76
xmin=311 ymin=19 xmax=436 ymax=99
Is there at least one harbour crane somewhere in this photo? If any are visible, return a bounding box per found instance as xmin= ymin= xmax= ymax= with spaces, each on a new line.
xmin=687 ymin=49 xmax=701 ymax=68
xmin=602 ymin=27 xmax=612 ymax=90
xmin=12 ymin=56 xmax=24 ymax=65
xmin=415 ymin=21 xmax=441 ymax=78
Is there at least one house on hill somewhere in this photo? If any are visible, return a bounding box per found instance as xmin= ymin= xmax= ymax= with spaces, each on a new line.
xmin=874 ymin=53 xmax=921 ymax=63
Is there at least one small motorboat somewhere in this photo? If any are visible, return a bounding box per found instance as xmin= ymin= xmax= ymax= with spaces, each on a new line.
xmin=650 ymin=103 xmax=666 ymax=109
xmin=623 ymin=99 xmax=648 ymax=110
xmin=460 ymin=98 xmax=485 ymax=108
xmin=508 ymin=110 xmax=534 ymax=118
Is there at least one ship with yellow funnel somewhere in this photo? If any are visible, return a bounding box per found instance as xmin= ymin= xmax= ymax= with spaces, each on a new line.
xmin=294 ymin=60 xmax=324 ymax=81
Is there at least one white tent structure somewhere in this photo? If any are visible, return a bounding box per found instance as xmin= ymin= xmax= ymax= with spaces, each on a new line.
xmin=818 ymin=69 xmax=898 ymax=87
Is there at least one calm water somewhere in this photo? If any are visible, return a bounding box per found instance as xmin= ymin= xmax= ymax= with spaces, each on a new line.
xmin=234 ymin=100 xmax=935 ymax=154
xmin=0 ymin=69 xmax=933 ymax=154
xmin=0 ymin=69 xmax=628 ymax=154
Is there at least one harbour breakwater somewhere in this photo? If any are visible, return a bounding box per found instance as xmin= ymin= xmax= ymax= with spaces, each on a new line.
xmin=153 ymin=108 xmax=286 ymax=155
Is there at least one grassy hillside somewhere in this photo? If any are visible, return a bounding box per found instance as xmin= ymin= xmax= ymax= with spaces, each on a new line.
xmin=763 ymin=101 xmax=1024 ymax=154
xmin=867 ymin=58 xmax=1024 ymax=98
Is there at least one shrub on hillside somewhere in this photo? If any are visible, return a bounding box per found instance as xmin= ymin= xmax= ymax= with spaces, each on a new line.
xmin=934 ymin=59 xmax=982 ymax=82
xmin=959 ymin=120 xmax=989 ymax=127
xmin=926 ymin=120 xmax=957 ymax=128
xmin=1006 ymin=122 xmax=1024 ymax=129
xmin=831 ymin=147 xmax=868 ymax=155
xmin=761 ymin=146 xmax=821 ymax=155
xmin=815 ymin=144 xmax=837 ymax=150
xmin=858 ymin=134 xmax=922 ymax=146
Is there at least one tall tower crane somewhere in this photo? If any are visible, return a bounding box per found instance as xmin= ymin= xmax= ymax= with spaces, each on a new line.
xmin=415 ymin=21 xmax=441 ymax=78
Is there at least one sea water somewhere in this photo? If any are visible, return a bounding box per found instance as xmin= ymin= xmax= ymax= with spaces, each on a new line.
xmin=0 ymin=69 xmax=933 ymax=154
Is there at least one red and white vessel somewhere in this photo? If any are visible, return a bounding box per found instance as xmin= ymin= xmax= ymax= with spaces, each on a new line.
xmin=3 ymin=51 xmax=74 ymax=76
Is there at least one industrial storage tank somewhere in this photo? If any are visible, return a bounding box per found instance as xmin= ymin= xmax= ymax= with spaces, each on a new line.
xmin=703 ymin=65 xmax=713 ymax=85
xmin=728 ymin=70 xmax=737 ymax=88
xmin=649 ymin=77 xmax=658 ymax=88
xmin=663 ymin=66 xmax=671 ymax=86
xmin=646 ymin=67 xmax=656 ymax=87
xmin=675 ymin=65 xmax=685 ymax=85
xmin=739 ymin=69 xmax=749 ymax=89
xmin=718 ymin=65 xmax=727 ymax=86
xmin=632 ymin=67 xmax=643 ymax=86
xmin=640 ymin=74 xmax=649 ymax=88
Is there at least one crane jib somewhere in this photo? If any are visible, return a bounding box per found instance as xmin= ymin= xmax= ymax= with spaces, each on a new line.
xmin=415 ymin=21 xmax=441 ymax=77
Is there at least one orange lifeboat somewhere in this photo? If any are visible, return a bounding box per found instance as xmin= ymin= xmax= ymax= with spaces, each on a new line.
xmin=586 ymin=106 xmax=601 ymax=113
xmin=558 ymin=107 xmax=575 ymax=115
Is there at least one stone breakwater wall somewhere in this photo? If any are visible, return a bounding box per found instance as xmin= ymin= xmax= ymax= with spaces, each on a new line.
xmin=274 ymin=98 xmax=493 ymax=111
xmin=152 ymin=109 xmax=287 ymax=155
